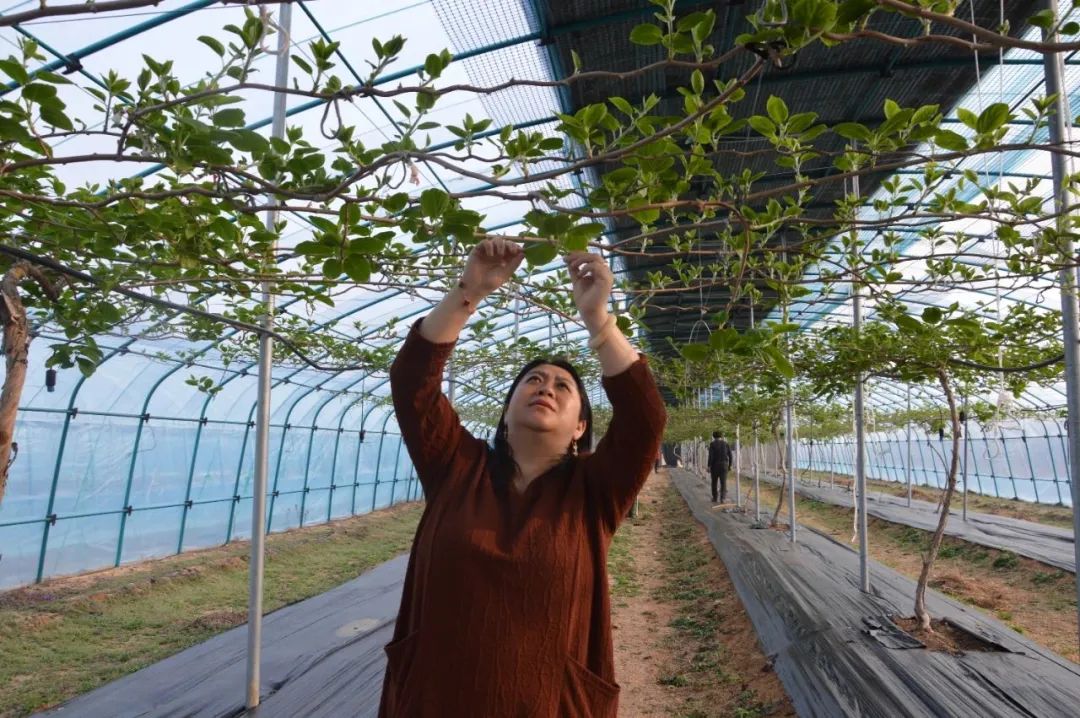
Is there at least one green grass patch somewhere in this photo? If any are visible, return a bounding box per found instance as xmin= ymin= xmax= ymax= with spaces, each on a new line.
xmin=608 ymin=506 xmax=642 ymax=599
xmin=0 ymin=503 xmax=423 ymax=717
xmin=992 ymin=552 xmax=1020 ymax=570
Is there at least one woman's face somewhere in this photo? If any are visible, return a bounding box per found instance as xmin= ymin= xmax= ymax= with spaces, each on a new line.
xmin=504 ymin=364 xmax=586 ymax=447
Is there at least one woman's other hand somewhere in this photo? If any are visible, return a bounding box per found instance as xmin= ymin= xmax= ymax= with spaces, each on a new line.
xmin=565 ymin=251 xmax=613 ymax=332
xmin=460 ymin=238 xmax=524 ymax=304
xmin=417 ymin=238 xmax=522 ymax=344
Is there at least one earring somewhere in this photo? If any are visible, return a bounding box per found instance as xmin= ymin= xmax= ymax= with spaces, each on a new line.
xmin=569 ymin=439 xmax=578 ymax=457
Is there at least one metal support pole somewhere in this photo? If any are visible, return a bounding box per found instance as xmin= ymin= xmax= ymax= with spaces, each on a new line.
xmin=786 ymin=393 xmax=796 ymax=542
xmin=735 ymin=424 xmax=742 ymax=509
xmin=906 ymin=386 xmax=913 ymax=507
xmin=1042 ymin=6 xmax=1080 ymax=658
xmin=851 ymin=176 xmax=870 ymax=592
xmin=753 ymin=423 xmax=761 ymax=523
xmin=962 ymin=397 xmax=969 ymax=522
xmin=247 ymin=5 xmax=291 ymax=710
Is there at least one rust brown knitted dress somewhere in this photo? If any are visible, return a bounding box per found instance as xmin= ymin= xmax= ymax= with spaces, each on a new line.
xmin=378 ymin=319 xmax=666 ymax=718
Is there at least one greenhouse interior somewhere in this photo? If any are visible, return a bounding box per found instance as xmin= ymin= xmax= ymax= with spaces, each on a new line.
xmin=2 ymin=0 xmax=1080 ymax=716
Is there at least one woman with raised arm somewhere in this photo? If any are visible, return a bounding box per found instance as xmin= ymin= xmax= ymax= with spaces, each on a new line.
xmin=379 ymin=238 xmax=667 ymax=718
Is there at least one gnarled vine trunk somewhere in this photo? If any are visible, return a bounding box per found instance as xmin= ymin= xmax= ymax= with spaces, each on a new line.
xmin=0 ymin=261 xmax=58 ymax=505
xmin=913 ymin=368 xmax=962 ymax=632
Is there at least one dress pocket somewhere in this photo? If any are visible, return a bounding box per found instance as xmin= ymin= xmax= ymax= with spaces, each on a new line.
xmin=561 ymin=654 xmax=620 ymax=718
xmin=382 ymin=631 xmax=421 ymax=716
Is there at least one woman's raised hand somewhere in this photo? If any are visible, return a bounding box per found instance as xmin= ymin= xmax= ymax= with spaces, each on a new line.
xmin=565 ymin=252 xmax=613 ymax=332
xmin=460 ymin=239 xmax=524 ymax=303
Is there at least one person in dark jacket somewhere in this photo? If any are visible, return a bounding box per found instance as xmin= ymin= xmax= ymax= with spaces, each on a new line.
xmin=707 ymin=430 xmax=733 ymax=503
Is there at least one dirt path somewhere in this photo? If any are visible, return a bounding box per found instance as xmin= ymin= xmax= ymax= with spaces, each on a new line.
xmin=610 ymin=471 xmax=795 ymax=717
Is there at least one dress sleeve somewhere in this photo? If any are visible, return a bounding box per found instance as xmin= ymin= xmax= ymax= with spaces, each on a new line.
xmin=389 ymin=318 xmax=485 ymax=502
xmin=583 ymin=356 xmax=667 ymax=533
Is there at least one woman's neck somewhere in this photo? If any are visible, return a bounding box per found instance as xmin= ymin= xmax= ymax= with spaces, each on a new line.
xmin=508 ymin=430 xmax=568 ymax=489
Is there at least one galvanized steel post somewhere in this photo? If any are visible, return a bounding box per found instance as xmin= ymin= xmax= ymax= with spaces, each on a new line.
xmin=735 ymin=424 xmax=742 ymax=509
xmin=1041 ymin=2 xmax=1080 ymax=657
xmin=247 ymin=4 xmax=291 ymax=710
xmin=906 ymin=386 xmax=913 ymax=508
xmin=851 ymin=173 xmax=869 ymax=593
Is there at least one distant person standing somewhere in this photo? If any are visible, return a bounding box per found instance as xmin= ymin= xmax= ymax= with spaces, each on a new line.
xmin=707 ymin=431 xmax=733 ymax=504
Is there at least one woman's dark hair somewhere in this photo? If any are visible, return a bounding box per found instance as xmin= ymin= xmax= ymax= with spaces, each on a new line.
xmin=489 ymin=357 xmax=593 ymax=496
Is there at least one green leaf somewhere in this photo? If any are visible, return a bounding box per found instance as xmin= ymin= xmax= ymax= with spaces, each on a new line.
xmin=40 ymin=104 xmax=72 ymax=131
xmin=343 ymin=254 xmax=372 ymax=283
xmin=424 ymin=52 xmax=445 ymax=78
xmin=766 ymin=95 xmax=789 ymax=123
xmin=610 ymin=96 xmax=634 ymax=116
xmin=564 ymin=222 xmax=604 ymax=251
xmin=763 ymin=345 xmax=795 ymax=379
xmin=680 ymin=343 xmax=712 ymax=362
xmin=976 ymin=102 xmax=1010 ymax=133
xmin=0 ymin=116 xmax=33 ymax=143
xmin=21 ymin=83 xmax=56 ymax=103
xmin=833 ymin=122 xmax=871 ymax=141
xmin=922 ymin=306 xmax=943 ymax=324
xmin=628 ymin=202 xmax=660 ymax=225
xmin=339 ymin=202 xmax=360 ymax=228
xmin=934 ymin=129 xmax=968 ymax=152
xmin=416 ymin=89 xmax=437 ymax=111
xmin=0 ymin=58 xmax=28 ymax=86
xmin=747 ymin=115 xmax=776 ymax=136
xmin=787 ymin=111 xmax=818 ymax=134
xmin=213 ymin=108 xmax=245 ymax=127
xmin=322 ymin=258 xmax=342 ymax=278
xmin=629 ymin=24 xmax=664 ymax=45
xmin=525 ymin=241 xmax=558 ymax=267
xmin=382 ymin=192 xmax=409 ymax=213
xmin=883 ymin=98 xmax=900 ymax=119
xmin=349 ymin=235 xmax=388 ymax=254
xmin=198 ymin=35 xmax=225 ymax=57
xmin=956 ymin=107 xmax=978 ymax=130
xmin=690 ymin=11 xmax=716 ymax=43
xmin=229 ymin=129 xmax=269 ymax=153
xmin=1028 ymin=9 xmax=1055 ymax=29
xmin=944 ymin=317 xmax=980 ymax=331
xmin=292 ymin=55 xmax=313 ymax=74
xmin=893 ymin=313 xmax=922 ymax=332
xmin=709 ymin=327 xmax=739 ymax=351
xmin=420 ymin=188 xmax=449 ymax=218
xmin=835 ymin=0 xmax=876 ymax=26
xmin=76 ymin=357 xmax=96 ymax=378
xmin=691 ymin=69 xmax=704 ymax=95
